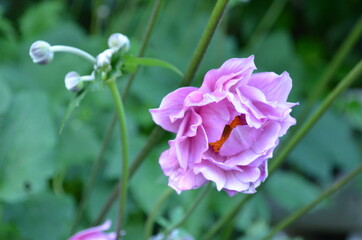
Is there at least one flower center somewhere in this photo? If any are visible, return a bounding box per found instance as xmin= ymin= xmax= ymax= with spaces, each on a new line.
xmin=209 ymin=115 xmax=246 ymax=152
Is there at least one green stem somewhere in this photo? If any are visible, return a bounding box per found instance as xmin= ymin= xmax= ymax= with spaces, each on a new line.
xmin=201 ymin=58 xmax=362 ymax=240
xmin=122 ymin=0 xmax=164 ymax=99
xmin=107 ymin=79 xmax=129 ymax=240
xmin=296 ymin=14 xmax=362 ymax=124
xmin=162 ymin=183 xmax=212 ymax=239
xmin=181 ymin=0 xmax=230 ymax=86
xmin=50 ymin=45 xmax=96 ymax=64
xmin=144 ymin=188 xmax=174 ymax=240
xmin=270 ymin=58 xmax=362 ymax=173
xmin=246 ymin=0 xmax=288 ymax=51
xmin=91 ymin=0 xmax=164 ymax=226
xmin=201 ymin=195 xmax=251 ymax=240
xmin=94 ymin=0 xmax=230 ymax=224
xmin=262 ymin=163 xmax=362 ymax=240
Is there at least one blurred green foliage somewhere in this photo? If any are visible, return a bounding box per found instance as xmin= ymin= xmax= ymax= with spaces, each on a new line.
xmin=0 ymin=0 xmax=361 ymax=239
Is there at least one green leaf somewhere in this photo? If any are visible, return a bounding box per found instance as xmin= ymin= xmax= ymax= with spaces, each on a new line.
xmin=3 ymin=192 xmax=74 ymax=240
xmin=59 ymin=88 xmax=89 ymax=134
xmin=86 ymin=181 xmax=118 ymax=223
xmin=0 ymin=224 xmax=22 ymax=240
xmin=235 ymin=193 xmax=270 ymax=231
xmin=267 ymin=171 xmax=321 ymax=211
xmin=290 ymin=110 xmax=360 ymax=183
xmin=57 ymin=121 xmax=100 ymax=169
xmin=123 ymin=56 xmax=183 ymax=77
xmin=0 ymin=90 xmax=56 ymax=202
xmin=0 ymin=13 xmax=17 ymax=41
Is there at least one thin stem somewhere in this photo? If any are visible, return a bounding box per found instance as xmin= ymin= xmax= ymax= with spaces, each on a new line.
xmin=296 ymin=14 xmax=362 ymax=124
xmin=122 ymin=0 xmax=164 ymax=99
xmin=107 ymin=79 xmax=129 ymax=240
xmin=71 ymin=114 xmax=115 ymax=232
xmin=94 ymin=0 xmax=230 ymax=224
xmin=90 ymin=0 xmax=164 ymax=226
xmin=201 ymin=195 xmax=252 ymax=240
xmin=144 ymin=188 xmax=174 ymax=240
xmin=201 ymin=58 xmax=362 ymax=240
xmin=246 ymin=0 xmax=287 ymax=51
xmin=262 ymin=163 xmax=362 ymax=240
xmin=270 ymin=58 xmax=362 ymax=173
xmin=50 ymin=45 xmax=96 ymax=64
xmin=163 ymin=183 xmax=212 ymax=239
xmin=181 ymin=0 xmax=230 ymax=86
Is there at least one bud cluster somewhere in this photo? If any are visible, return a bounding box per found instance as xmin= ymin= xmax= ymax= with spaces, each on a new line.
xmin=29 ymin=33 xmax=131 ymax=92
xmin=95 ymin=33 xmax=130 ymax=71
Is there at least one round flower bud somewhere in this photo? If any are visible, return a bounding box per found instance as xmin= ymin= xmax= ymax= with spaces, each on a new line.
xmin=96 ymin=49 xmax=113 ymax=69
xmin=65 ymin=71 xmax=83 ymax=92
xmin=108 ymin=33 xmax=130 ymax=52
xmin=29 ymin=40 xmax=54 ymax=65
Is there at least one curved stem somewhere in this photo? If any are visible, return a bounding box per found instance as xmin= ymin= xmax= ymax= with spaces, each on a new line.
xmin=269 ymin=58 xmax=362 ymax=173
xmin=107 ymin=79 xmax=129 ymax=240
xmin=262 ymin=163 xmax=362 ymax=240
xmin=122 ymin=0 xmax=164 ymax=99
xmin=246 ymin=0 xmax=287 ymax=51
xmin=144 ymin=188 xmax=174 ymax=240
xmin=201 ymin=195 xmax=251 ymax=240
xmin=181 ymin=0 xmax=230 ymax=86
xmin=94 ymin=0 xmax=230 ymax=225
xmin=296 ymin=14 xmax=362 ymax=124
xmin=201 ymin=58 xmax=362 ymax=240
xmin=50 ymin=45 xmax=96 ymax=64
xmin=90 ymin=0 xmax=164 ymax=226
xmin=163 ymin=183 xmax=211 ymax=239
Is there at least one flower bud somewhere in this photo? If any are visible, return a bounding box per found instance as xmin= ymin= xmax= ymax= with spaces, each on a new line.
xmin=108 ymin=33 xmax=130 ymax=52
xmin=29 ymin=40 xmax=54 ymax=65
xmin=96 ymin=49 xmax=114 ymax=70
xmin=65 ymin=72 xmax=83 ymax=92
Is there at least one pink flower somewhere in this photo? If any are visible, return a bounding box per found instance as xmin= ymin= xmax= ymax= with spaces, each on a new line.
xmin=68 ymin=220 xmax=116 ymax=240
xmin=150 ymin=56 xmax=297 ymax=196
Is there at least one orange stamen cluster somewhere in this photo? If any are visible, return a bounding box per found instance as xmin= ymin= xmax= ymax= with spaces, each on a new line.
xmin=209 ymin=115 xmax=245 ymax=152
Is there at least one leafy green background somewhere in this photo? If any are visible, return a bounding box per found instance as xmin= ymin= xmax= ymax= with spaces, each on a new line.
xmin=0 ymin=0 xmax=361 ymax=239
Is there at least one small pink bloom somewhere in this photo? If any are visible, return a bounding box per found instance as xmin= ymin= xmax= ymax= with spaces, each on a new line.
xmin=150 ymin=56 xmax=298 ymax=196
xmin=68 ymin=220 xmax=116 ymax=240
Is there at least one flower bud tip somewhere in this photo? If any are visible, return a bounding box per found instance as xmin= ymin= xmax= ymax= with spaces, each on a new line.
xmin=108 ymin=33 xmax=130 ymax=52
xmin=29 ymin=40 xmax=54 ymax=65
xmin=65 ymin=72 xmax=83 ymax=92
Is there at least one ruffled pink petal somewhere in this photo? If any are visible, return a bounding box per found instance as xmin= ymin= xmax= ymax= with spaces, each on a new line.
xmin=219 ymin=125 xmax=259 ymax=156
xmin=159 ymin=146 xmax=179 ymax=177
xmin=168 ymin=168 xmax=208 ymax=194
xmin=173 ymin=125 xmax=208 ymax=169
xmin=150 ymin=87 xmax=197 ymax=132
xmin=225 ymin=148 xmax=262 ymax=166
xmin=194 ymin=160 xmax=261 ymax=193
xmin=200 ymin=56 xmax=256 ymax=94
xmin=222 ymin=168 xmax=261 ymax=192
xmin=68 ymin=220 xmax=112 ymax=240
xmin=248 ymin=71 xmax=292 ymax=102
xmin=198 ymin=100 xmax=231 ymax=142
xmin=159 ymin=146 xmax=207 ymax=193
xmin=177 ymin=108 xmax=202 ymax=138
xmin=250 ymin=122 xmax=281 ymax=154
xmin=278 ymin=110 xmax=297 ymax=136
xmin=193 ymin=161 xmax=227 ymax=191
